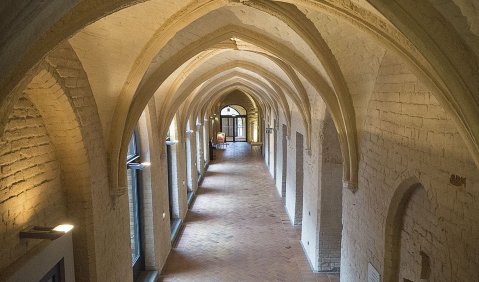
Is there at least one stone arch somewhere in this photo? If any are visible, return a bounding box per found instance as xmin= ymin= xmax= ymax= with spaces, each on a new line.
xmin=219 ymin=92 xmax=259 ymax=144
xmin=19 ymin=43 xmax=107 ymax=281
xmin=113 ymin=25 xmax=357 ymax=196
xmin=173 ymin=78 xmax=279 ymax=147
xmin=197 ymin=85 xmax=265 ymax=144
xmin=384 ymin=176 xmax=423 ymax=281
xmin=163 ymin=61 xmax=302 ymax=136
xmin=163 ymin=70 xmax=285 ymax=143
xmin=193 ymin=76 xmax=280 ymax=125
xmin=12 ymin=0 xmax=470 ymax=200
xmin=5 ymin=0 xmax=479 ymax=194
xmin=202 ymin=85 xmax=266 ymax=140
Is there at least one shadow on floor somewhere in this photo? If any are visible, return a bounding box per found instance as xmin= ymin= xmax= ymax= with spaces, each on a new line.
xmin=184 ymin=211 xmax=217 ymax=223
xmin=159 ymin=251 xmax=203 ymax=276
xmin=196 ymin=187 xmax=225 ymax=195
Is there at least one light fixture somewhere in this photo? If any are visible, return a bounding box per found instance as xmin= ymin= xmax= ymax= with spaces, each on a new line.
xmin=53 ymin=224 xmax=74 ymax=233
xmin=20 ymin=224 xmax=74 ymax=240
xmin=128 ymin=161 xmax=151 ymax=169
xmin=166 ymin=139 xmax=178 ymax=145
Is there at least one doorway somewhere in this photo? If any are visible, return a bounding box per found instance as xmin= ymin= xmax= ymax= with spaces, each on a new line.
xmin=221 ymin=116 xmax=247 ymax=142
xmin=220 ymin=105 xmax=247 ymax=142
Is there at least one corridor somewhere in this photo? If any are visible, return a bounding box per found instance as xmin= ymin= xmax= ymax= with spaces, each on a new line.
xmin=160 ymin=143 xmax=339 ymax=282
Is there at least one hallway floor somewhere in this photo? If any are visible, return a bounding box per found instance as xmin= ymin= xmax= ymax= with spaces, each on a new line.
xmin=160 ymin=143 xmax=340 ymax=282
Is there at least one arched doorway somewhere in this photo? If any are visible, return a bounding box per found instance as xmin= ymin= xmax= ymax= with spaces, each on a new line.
xmin=220 ymin=105 xmax=247 ymax=142
xmin=384 ymin=178 xmax=451 ymax=282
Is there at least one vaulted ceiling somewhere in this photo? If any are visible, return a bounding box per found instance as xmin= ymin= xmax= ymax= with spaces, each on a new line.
xmin=1 ymin=0 xmax=478 ymax=192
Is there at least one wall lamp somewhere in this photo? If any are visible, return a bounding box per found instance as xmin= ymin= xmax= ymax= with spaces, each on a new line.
xmin=166 ymin=140 xmax=178 ymax=145
xmin=128 ymin=162 xmax=151 ymax=170
xmin=19 ymin=224 xmax=74 ymax=240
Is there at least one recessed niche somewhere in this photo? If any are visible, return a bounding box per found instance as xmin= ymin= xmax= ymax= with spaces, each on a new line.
xmin=420 ymin=251 xmax=431 ymax=279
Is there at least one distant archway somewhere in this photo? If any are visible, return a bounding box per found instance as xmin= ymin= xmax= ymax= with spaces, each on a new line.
xmin=220 ymin=105 xmax=248 ymax=142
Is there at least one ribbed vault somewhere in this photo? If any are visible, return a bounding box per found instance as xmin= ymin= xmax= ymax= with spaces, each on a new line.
xmin=1 ymin=0 xmax=478 ymax=197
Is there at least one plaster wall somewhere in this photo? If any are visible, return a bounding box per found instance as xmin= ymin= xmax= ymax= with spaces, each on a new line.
xmin=267 ymin=113 xmax=276 ymax=178
xmin=285 ymin=100 xmax=306 ymax=226
xmin=317 ymin=116 xmax=343 ymax=272
xmin=186 ymin=131 xmax=199 ymax=194
xmin=274 ymin=121 xmax=288 ymax=198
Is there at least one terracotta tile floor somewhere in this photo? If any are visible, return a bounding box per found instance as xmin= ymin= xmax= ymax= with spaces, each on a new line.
xmin=160 ymin=143 xmax=340 ymax=282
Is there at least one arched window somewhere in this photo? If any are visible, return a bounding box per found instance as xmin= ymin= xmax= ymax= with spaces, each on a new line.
xmin=166 ymin=125 xmax=182 ymax=239
xmin=221 ymin=106 xmax=240 ymax=116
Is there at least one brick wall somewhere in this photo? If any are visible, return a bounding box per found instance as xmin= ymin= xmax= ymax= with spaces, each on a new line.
xmin=398 ymin=186 xmax=448 ymax=281
xmin=340 ymin=50 xmax=479 ymax=281
xmin=0 ymin=95 xmax=65 ymax=270
xmin=43 ymin=42 xmax=132 ymax=281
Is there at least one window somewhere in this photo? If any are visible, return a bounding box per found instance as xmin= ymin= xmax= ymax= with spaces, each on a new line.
xmin=166 ymin=137 xmax=174 ymax=224
xmin=126 ymin=130 xmax=144 ymax=279
xmin=221 ymin=106 xmax=240 ymax=116
xmin=220 ymin=105 xmax=247 ymax=142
